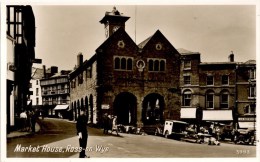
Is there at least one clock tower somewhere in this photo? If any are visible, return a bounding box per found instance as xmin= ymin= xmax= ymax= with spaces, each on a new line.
xmin=100 ymin=7 xmax=130 ymax=38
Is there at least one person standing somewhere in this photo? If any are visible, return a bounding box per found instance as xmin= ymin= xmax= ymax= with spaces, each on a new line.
xmin=20 ymin=111 xmax=27 ymax=131
xmin=76 ymin=109 xmax=89 ymax=158
xmin=111 ymin=116 xmax=119 ymax=136
xmin=103 ymin=113 xmax=109 ymax=134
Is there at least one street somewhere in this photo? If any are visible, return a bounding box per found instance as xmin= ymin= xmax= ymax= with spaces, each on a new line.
xmin=7 ymin=118 xmax=256 ymax=158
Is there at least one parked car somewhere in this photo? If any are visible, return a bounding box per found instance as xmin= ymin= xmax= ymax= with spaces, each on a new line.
xmin=163 ymin=120 xmax=188 ymax=140
xmin=234 ymin=128 xmax=256 ymax=145
xmin=142 ymin=123 xmax=164 ymax=135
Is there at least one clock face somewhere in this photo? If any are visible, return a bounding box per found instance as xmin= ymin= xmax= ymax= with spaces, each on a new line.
xmin=113 ymin=26 xmax=120 ymax=32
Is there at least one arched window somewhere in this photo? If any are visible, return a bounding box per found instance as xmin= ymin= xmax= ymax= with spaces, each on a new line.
xmin=154 ymin=60 xmax=159 ymax=71
xmin=148 ymin=60 xmax=153 ymax=71
xmin=183 ymin=90 xmax=192 ymax=106
xmin=160 ymin=60 xmax=165 ymax=71
xmin=127 ymin=58 xmax=132 ymax=70
xmin=220 ymin=91 xmax=229 ymax=108
xmin=115 ymin=57 xmax=120 ymax=69
xmin=121 ymin=58 xmax=126 ymax=70
xmin=206 ymin=90 xmax=214 ymax=109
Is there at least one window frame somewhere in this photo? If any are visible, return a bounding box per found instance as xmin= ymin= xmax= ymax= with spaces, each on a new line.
xmin=182 ymin=90 xmax=192 ymax=107
xmin=206 ymin=75 xmax=214 ymax=86
xmin=221 ymin=75 xmax=229 ymax=85
xmin=220 ymin=91 xmax=229 ymax=109
xmin=183 ymin=60 xmax=191 ymax=70
xmin=206 ymin=91 xmax=214 ymax=109
xmin=113 ymin=56 xmax=133 ymax=71
xmin=147 ymin=58 xmax=166 ymax=72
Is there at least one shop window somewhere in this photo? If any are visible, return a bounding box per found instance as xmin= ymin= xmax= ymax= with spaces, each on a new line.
xmin=183 ymin=90 xmax=192 ymax=106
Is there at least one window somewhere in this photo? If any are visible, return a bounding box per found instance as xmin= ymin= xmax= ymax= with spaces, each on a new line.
xmin=184 ymin=60 xmax=191 ymax=70
xmin=36 ymin=88 xmax=39 ymax=96
xmin=249 ymin=86 xmax=256 ymax=98
xmin=207 ymin=75 xmax=214 ymax=86
xmin=183 ymin=90 xmax=192 ymax=106
xmin=222 ymin=75 xmax=229 ymax=85
xmin=249 ymin=69 xmax=256 ymax=80
xmin=78 ymin=73 xmax=83 ymax=85
xmin=86 ymin=66 xmax=92 ymax=78
xmin=244 ymin=104 xmax=256 ymax=114
xmin=36 ymin=80 xmax=39 ymax=85
xmin=36 ymin=98 xmax=39 ymax=105
xmin=114 ymin=56 xmax=133 ymax=71
xmin=184 ymin=75 xmax=191 ymax=85
xmin=220 ymin=91 xmax=229 ymax=108
xmin=206 ymin=91 xmax=214 ymax=109
xmin=147 ymin=58 xmax=166 ymax=72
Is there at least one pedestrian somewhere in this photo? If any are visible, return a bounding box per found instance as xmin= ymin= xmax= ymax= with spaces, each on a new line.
xmin=20 ymin=111 xmax=27 ymax=131
xmin=31 ymin=110 xmax=38 ymax=133
xmin=76 ymin=109 xmax=89 ymax=158
xmin=111 ymin=116 xmax=119 ymax=136
xmin=103 ymin=113 xmax=109 ymax=134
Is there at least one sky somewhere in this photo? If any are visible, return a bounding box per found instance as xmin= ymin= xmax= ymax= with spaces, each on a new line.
xmin=13 ymin=3 xmax=259 ymax=71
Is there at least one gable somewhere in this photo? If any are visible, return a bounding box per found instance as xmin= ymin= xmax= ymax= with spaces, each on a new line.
xmin=139 ymin=30 xmax=179 ymax=57
xmin=96 ymin=27 xmax=139 ymax=55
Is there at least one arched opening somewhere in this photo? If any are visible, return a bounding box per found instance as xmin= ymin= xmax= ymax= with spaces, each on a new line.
xmin=89 ymin=95 xmax=94 ymax=123
xmin=85 ymin=96 xmax=89 ymax=121
xmin=142 ymin=93 xmax=164 ymax=125
xmin=113 ymin=92 xmax=137 ymax=125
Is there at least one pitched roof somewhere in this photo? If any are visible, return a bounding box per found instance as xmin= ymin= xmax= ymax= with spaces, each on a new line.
xmin=177 ymin=48 xmax=200 ymax=55
xmin=138 ymin=36 xmax=152 ymax=49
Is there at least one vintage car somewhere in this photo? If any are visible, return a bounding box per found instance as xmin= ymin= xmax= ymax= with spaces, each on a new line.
xmin=234 ymin=128 xmax=256 ymax=145
xmin=163 ymin=120 xmax=188 ymax=140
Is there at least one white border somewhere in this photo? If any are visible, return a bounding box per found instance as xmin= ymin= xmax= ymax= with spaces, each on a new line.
xmin=1 ymin=1 xmax=259 ymax=162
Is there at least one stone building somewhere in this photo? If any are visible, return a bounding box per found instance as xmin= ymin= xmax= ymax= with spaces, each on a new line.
xmin=235 ymin=60 xmax=256 ymax=130
xmin=69 ymin=7 xmax=181 ymax=126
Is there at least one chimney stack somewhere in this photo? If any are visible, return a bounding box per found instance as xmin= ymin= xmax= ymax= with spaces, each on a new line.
xmin=43 ymin=65 xmax=46 ymax=78
xmin=229 ymin=51 xmax=234 ymax=62
xmin=77 ymin=52 xmax=83 ymax=67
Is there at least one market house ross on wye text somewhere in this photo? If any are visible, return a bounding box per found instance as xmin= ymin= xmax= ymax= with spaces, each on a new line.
xmin=14 ymin=144 xmax=109 ymax=153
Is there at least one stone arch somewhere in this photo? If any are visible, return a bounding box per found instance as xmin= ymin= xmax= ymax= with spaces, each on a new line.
xmin=142 ymin=93 xmax=164 ymax=125
xmin=89 ymin=95 xmax=94 ymax=123
xmin=113 ymin=92 xmax=137 ymax=125
xmin=85 ymin=96 xmax=89 ymax=121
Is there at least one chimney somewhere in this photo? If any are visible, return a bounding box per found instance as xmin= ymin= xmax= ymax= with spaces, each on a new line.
xmin=229 ymin=51 xmax=234 ymax=62
xmin=77 ymin=52 xmax=83 ymax=67
xmin=43 ymin=65 xmax=46 ymax=78
xmin=50 ymin=66 xmax=58 ymax=74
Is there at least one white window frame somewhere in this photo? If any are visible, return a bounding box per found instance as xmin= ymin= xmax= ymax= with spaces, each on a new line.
xmin=206 ymin=91 xmax=214 ymax=109
xmin=183 ymin=90 xmax=192 ymax=107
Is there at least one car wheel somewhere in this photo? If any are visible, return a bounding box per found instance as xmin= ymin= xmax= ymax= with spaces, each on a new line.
xmin=165 ymin=131 xmax=169 ymax=138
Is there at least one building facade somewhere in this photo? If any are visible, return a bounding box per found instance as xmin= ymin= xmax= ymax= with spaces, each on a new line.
xmin=29 ymin=67 xmax=44 ymax=111
xmin=6 ymin=5 xmax=41 ymax=132
xmin=69 ymin=7 xmax=181 ymax=126
xmin=40 ymin=67 xmax=71 ymax=118
xmin=69 ymin=7 xmax=256 ymax=130
xmin=235 ymin=60 xmax=256 ymax=130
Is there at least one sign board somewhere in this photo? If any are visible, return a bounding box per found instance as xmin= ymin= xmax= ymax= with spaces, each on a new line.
xmin=101 ymin=104 xmax=110 ymax=109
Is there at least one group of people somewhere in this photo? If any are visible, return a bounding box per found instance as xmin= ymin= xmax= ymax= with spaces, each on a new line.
xmin=102 ymin=113 xmax=119 ymax=136
xmin=19 ymin=110 xmax=38 ymax=133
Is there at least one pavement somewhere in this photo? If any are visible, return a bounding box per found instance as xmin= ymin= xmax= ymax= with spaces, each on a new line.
xmin=6 ymin=122 xmax=41 ymax=139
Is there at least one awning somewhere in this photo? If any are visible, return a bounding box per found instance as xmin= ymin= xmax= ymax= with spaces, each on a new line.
xmin=202 ymin=110 xmax=233 ymax=121
xmin=238 ymin=122 xmax=256 ymax=129
xmin=181 ymin=108 xmax=197 ymax=119
xmin=54 ymin=105 xmax=69 ymax=110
